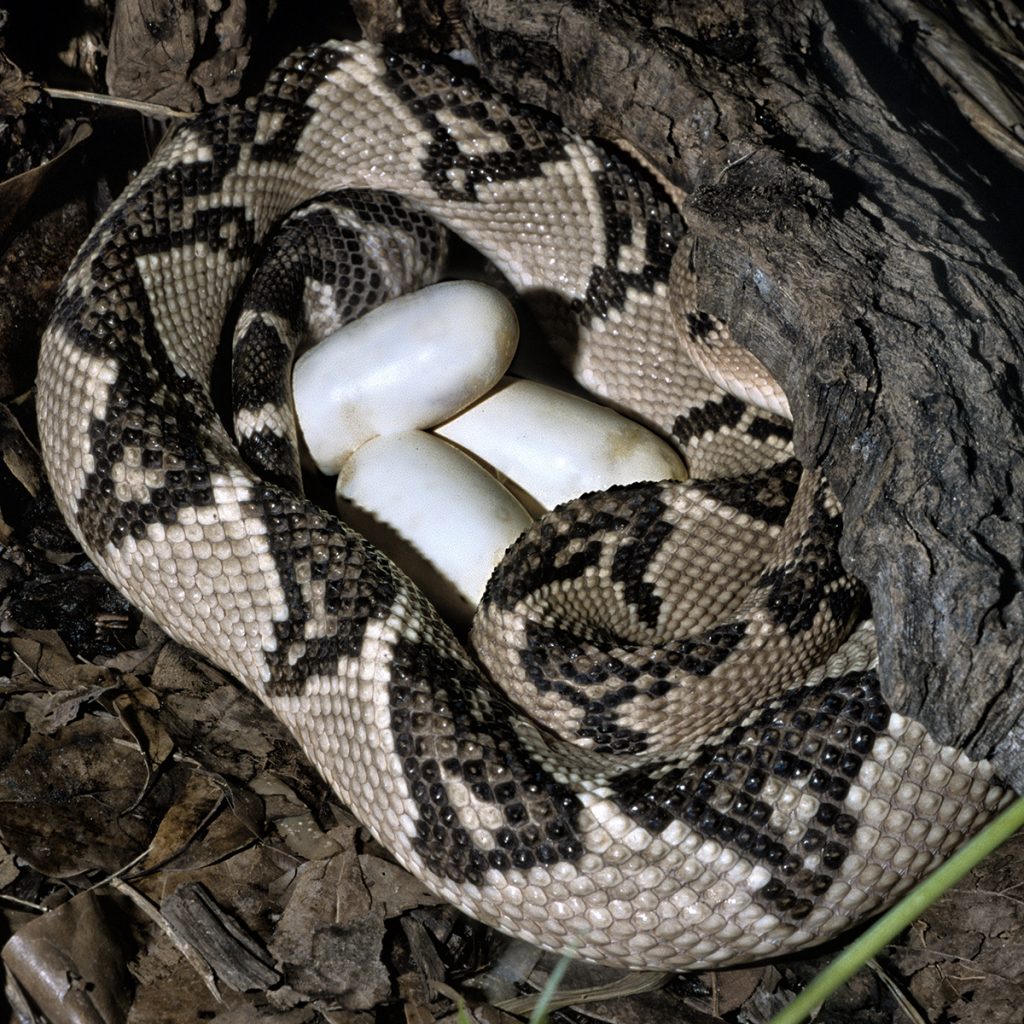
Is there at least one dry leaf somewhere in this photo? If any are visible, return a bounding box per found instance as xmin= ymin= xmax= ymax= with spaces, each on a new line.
xmin=2 ymin=890 xmax=132 ymax=1024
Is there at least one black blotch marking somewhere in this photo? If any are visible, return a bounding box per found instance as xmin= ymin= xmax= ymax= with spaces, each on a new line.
xmin=252 ymin=485 xmax=400 ymax=694
xmin=673 ymin=393 xmax=746 ymax=446
xmin=517 ymin=620 xmax=747 ymax=756
xmin=609 ymin=490 xmax=674 ymax=631
xmin=608 ymin=669 xmax=890 ymax=920
xmin=389 ymin=637 xmax=585 ymax=884
xmin=60 ymin=44 xmax=350 ymax=552
xmin=383 ymin=52 xmax=569 ymax=202
xmin=751 ymin=478 xmax=864 ymax=635
xmin=689 ymin=458 xmax=802 ymax=528
xmin=579 ymin=159 xmax=681 ymax=322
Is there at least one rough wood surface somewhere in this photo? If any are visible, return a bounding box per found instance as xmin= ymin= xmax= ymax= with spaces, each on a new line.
xmin=106 ymin=0 xmax=253 ymax=109
xmin=351 ymin=0 xmax=1024 ymax=786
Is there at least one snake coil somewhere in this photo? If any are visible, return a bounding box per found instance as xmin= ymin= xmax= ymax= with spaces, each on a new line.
xmin=37 ymin=40 xmax=1008 ymax=970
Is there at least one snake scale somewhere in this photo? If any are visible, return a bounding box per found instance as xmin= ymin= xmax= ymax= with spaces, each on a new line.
xmin=37 ymin=39 xmax=1009 ymax=970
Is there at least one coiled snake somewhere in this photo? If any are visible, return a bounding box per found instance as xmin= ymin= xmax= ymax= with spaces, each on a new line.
xmin=37 ymin=40 xmax=1008 ymax=970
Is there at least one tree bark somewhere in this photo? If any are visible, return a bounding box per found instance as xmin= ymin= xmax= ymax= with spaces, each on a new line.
xmin=351 ymin=0 xmax=1024 ymax=787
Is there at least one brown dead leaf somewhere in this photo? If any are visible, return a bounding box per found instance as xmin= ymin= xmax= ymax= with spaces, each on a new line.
xmin=138 ymin=772 xmax=228 ymax=872
xmin=207 ymin=1006 xmax=329 ymax=1023
xmin=269 ymin=831 xmax=390 ymax=1007
xmin=0 ymin=403 xmax=41 ymax=499
xmin=149 ymin=643 xmax=282 ymax=772
xmin=109 ymin=674 xmax=177 ymax=796
xmin=0 ymin=712 xmax=169 ymax=877
xmin=360 ymin=853 xmax=444 ymax=919
xmin=8 ymin=629 xmax=107 ymax=693
xmin=0 ymin=840 xmax=20 ymax=889
xmin=141 ymin=781 xmax=262 ymax=877
xmin=250 ymin=771 xmax=348 ymax=861
xmin=0 ymin=120 xmax=91 ymax=237
xmin=2 ymin=889 xmax=132 ymax=1024
xmin=397 ymin=962 xmax=437 ymax=1024
xmin=707 ymin=965 xmax=765 ymax=1015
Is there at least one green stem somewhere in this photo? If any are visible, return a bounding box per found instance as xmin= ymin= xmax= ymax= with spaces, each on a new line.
xmin=529 ymin=951 xmax=573 ymax=1024
xmin=770 ymin=792 xmax=1024 ymax=1024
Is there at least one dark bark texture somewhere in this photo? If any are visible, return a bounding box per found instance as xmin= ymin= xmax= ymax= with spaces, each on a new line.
xmin=351 ymin=0 xmax=1024 ymax=787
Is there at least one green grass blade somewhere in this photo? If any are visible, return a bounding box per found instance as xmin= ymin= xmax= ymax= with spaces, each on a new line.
xmin=770 ymin=792 xmax=1024 ymax=1024
xmin=528 ymin=951 xmax=574 ymax=1024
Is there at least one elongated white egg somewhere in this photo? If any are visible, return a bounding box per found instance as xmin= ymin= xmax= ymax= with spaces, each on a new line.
xmin=434 ymin=378 xmax=686 ymax=511
xmin=335 ymin=430 xmax=533 ymax=623
xmin=293 ymin=281 xmax=518 ymax=474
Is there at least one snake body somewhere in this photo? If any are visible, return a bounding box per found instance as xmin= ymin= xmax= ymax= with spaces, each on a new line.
xmin=38 ymin=40 xmax=1008 ymax=970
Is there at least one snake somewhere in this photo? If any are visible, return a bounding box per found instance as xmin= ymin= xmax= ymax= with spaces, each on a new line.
xmin=37 ymin=39 xmax=1010 ymax=971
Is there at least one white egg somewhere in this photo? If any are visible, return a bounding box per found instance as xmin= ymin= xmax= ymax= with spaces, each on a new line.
xmin=293 ymin=281 xmax=518 ymax=474
xmin=434 ymin=378 xmax=686 ymax=511
xmin=336 ymin=430 xmax=533 ymax=624
xmin=292 ymin=283 xmax=688 ymax=619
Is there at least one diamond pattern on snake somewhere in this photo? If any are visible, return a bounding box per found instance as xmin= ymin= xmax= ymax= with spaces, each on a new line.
xmin=37 ymin=39 xmax=1010 ymax=970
